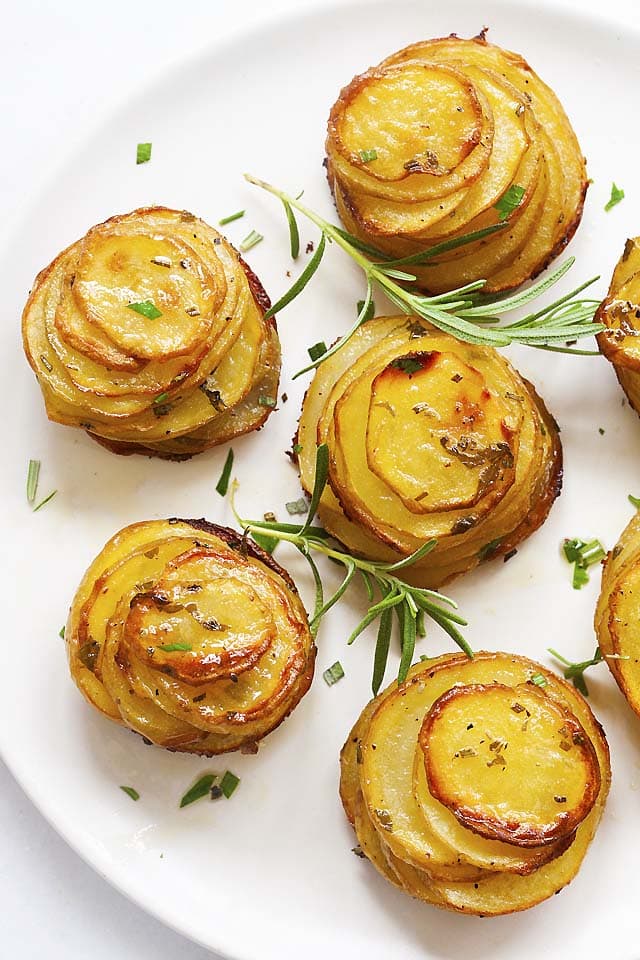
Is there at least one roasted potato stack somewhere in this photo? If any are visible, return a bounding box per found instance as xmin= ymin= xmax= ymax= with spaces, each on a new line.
xmin=340 ymin=652 xmax=610 ymax=916
xmin=326 ymin=33 xmax=587 ymax=294
xmin=596 ymin=237 xmax=640 ymax=414
xmin=22 ymin=207 xmax=280 ymax=460
xmin=595 ymin=511 xmax=640 ymax=716
xmin=296 ymin=316 xmax=562 ymax=588
xmin=66 ymin=519 xmax=315 ymax=755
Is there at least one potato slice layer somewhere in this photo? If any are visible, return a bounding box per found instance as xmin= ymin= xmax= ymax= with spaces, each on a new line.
xmin=22 ymin=207 xmax=280 ymax=459
xmin=66 ymin=519 xmax=315 ymax=755
xmin=325 ymin=34 xmax=587 ymax=294
xmin=297 ymin=315 xmax=561 ymax=588
xmin=340 ymin=652 xmax=610 ymax=915
xmin=421 ymin=683 xmax=600 ymax=845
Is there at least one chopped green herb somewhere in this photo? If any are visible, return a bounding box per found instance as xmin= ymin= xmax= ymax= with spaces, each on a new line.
xmin=179 ymin=773 xmax=215 ymax=808
xmin=548 ymin=646 xmax=603 ymax=697
xmin=120 ymin=785 xmax=140 ymax=801
xmin=285 ymin=497 xmax=308 ymax=515
xmin=357 ymin=298 xmax=375 ymax=323
xmin=218 ymin=210 xmax=245 ymax=226
xmin=161 ymin=642 xmax=193 ymax=652
xmin=562 ymin=537 xmax=606 ymax=589
xmin=220 ymin=770 xmax=240 ymax=798
xmin=216 ymin=448 xmax=234 ymax=497
xmin=359 ymin=149 xmax=378 ymax=163
xmin=126 ymin=300 xmax=162 ymax=320
xmin=153 ymin=392 xmax=170 ymax=406
xmin=478 ymin=537 xmax=502 ymax=561
xmin=390 ymin=356 xmax=423 ymax=375
xmin=530 ymin=673 xmax=547 ymax=688
xmin=258 ymin=395 xmax=276 ymax=408
xmin=605 ymin=182 xmax=625 ymax=212
xmin=598 ymin=427 xmax=605 ymax=436
xmin=292 ymin=443 xmax=303 ymax=455
xmin=59 ymin=626 xmax=65 ymax=639
xmin=239 ymin=230 xmax=263 ymax=252
xmin=136 ymin=142 xmax=152 ymax=164
xmin=33 ymin=490 xmax=57 ymax=512
xmin=27 ymin=459 xmax=41 ymax=504
xmin=307 ymin=341 xmax=327 ymax=361
xmin=494 ymin=184 xmax=525 ymax=222
xmin=323 ymin=660 xmax=345 ymax=686
xmin=629 ymin=494 xmax=640 ymax=510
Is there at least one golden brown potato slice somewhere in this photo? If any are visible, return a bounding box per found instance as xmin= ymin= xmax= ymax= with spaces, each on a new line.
xmin=66 ymin=519 xmax=315 ymax=754
xmin=596 ymin=239 xmax=640 ymax=422
xmin=420 ymin=682 xmax=599 ymax=846
xmin=595 ymin=511 xmax=640 ymax=716
xmin=326 ymin=33 xmax=587 ymax=294
xmin=22 ymin=208 xmax=279 ymax=459
xmin=297 ymin=315 xmax=561 ymax=588
xmin=342 ymin=652 xmax=610 ymax=915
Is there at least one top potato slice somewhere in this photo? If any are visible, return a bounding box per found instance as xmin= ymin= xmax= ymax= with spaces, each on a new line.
xmin=420 ymin=682 xmax=600 ymax=846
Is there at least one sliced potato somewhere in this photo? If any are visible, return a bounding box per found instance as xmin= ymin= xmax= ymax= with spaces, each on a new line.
xmin=420 ymin=682 xmax=599 ymax=846
xmin=22 ymin=207 xmax=280 ymax=459
xmin=341 ymin=651 xmax=610 ymax=916
xmin=325 ymin=34 xmax=587 ymax=294
xmin=297 ymin=315 xmax=561 ymax=588
xmin=66 ymin=519 xmax=315 ymax=754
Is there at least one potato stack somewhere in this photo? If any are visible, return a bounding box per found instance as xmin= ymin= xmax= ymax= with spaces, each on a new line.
xmin=326 ymin=34 xmax=587 ymax=293
xmin=596 ymin=236 xmax=640 ymax=414
xmin=595 ymin=510 xmax=640 ymax=717
xmin=22 ymin=207 xmax=280 ymax=459
xmin=341 ymin=652 xmax=610 ymax=916
xmin=297 ymin=315 xmax=562 ymax=588
xmin=66 ymin=519 xmax=316 ymax=755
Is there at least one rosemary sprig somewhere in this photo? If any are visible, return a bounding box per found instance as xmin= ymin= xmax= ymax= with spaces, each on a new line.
xmin=244 ymin=175 xmax=603 ymax=374
xmin=232 ymin=444 xmax=472 ymax=694
xmin=548 ymin=646 xmax=604 ymax=697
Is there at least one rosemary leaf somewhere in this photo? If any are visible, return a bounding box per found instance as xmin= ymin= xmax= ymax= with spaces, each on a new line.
xmin=264 ymin=232 xmax=326 ymax=320
xmin=283 ymin=200 xmax=300 ymax=259
xmin=26 ymin=459 xmax=40 ymax=503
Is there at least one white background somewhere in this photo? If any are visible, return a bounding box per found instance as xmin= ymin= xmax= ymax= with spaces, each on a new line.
xmin=1 ymin=1 xmax=638 ymax=958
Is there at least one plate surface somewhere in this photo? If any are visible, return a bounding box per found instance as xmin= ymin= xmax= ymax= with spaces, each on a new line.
xmin=2 ymin=1 xmax=640 ymax=958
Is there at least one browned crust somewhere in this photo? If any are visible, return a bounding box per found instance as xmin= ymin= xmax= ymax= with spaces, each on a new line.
xmin=419 ymin=683 xmax=600 ymax=847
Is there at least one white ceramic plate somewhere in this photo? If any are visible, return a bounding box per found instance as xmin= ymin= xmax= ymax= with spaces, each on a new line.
xmin=3 ymin=1 xmax=640 ymax=957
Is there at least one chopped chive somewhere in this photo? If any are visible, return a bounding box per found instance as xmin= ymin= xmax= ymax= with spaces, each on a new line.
xmin=136 ymin=142 xmax=152 ymax=164
xmin=285 ymin=497 xmax=308 ymax=515
xmin=323 ymin=661 xmax=345 ymax=686
xmin=239 ymin=230 xmax=263 ymax=252
xmin=494 ymin=184 xmax=525 ymax=222
xmin=629 ymin=494 xmax=640 ymax=510
xmin=153 ymin=392 xmax=170 ymax=405
xmin=120 ymin=785 xmax=140 ymax=801
xmin=258 ymin=395 xmax=276 ymax=408
xmin=161 ymin=642 xmax=192 ymax=652
xmin=218 ymin=210 xmax=245 ymax=226
xmin=530 ymin=673 xmax=547 ymax=687
xmin=359 ymin=149 xmax=378 ymax=163
xmin=126 ymin=300 xmax=162 ymax=320
xmin=27 ymin=459 xmax=41 ymax=503
xmin=563 ymin=537 xmax=605 ymax=589
xmin=292 ymin=443 xmax=303 ymax=455
xmin=59 ymin=626 xmax=65 ymax=639
xmin=307 ymin=341 xmax=327 ymax=361
xmin=220 ymin=770 xmax=240 ymax=798
xmin=33 ymin=490 xmax=57 ymax=512
xmin=605 ymin=182 xmax=624 ymax=212
xmin=179 ymin=773 xmax=216 ymax=808
xmin=216 ymin=448 xmax=234 ymax=497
